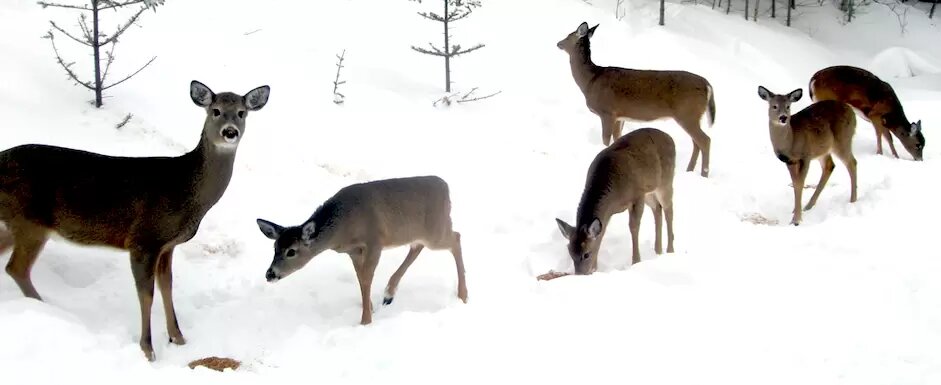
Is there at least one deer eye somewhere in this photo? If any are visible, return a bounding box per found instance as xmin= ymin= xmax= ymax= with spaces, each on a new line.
xmin=772 ymin=105 xmax=778 ymax=110
xmin=212 ymin=108 xmax=221 ymax=117
xmin=582 ymin=252 xmax=591 ymax=260
xmin=285 ymin=249 xmax=296 ymax=258
xmin=237 ymin=110 xmax=245 ymax=119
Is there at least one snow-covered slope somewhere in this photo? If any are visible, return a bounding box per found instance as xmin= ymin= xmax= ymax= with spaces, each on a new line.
xmin=1 ymin=0 xmax=940 ymax=383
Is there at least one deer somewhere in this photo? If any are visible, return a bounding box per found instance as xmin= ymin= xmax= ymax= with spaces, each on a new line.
xmin=255 ymin=175 xmax=468 ymax=325
xmin=555 ymin=127 xmax=676 ymax=275
xmin=757 ymin=86 xmax=857 ymax=226
xmin=809 ymin=65 xmax=924 ymax=161
xmin=557 ymin=21 xmax=715 ymax=178
xmin=0 ymin=80 xmax=270 ymax=361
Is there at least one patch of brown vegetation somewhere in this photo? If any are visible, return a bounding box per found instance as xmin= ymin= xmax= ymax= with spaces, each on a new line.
xmin=742 ymin=213 xmax=780 ymax=226
xmin=187 ymin=356 xmax=241 ymax=372
xmin=537 ymin=270 xmax=570 ymax=281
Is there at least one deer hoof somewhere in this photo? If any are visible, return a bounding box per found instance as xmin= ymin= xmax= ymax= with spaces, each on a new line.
xmin=382 ymin=296 xmax=394 ymax=306
xmin=170 ymin=335 xmax=187 ymax=346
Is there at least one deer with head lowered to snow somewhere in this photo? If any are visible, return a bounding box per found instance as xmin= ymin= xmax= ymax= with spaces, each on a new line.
xmin=0 ymin=80 xmax=270 ymax=361
xmin=809 ymin=65 xmax=924 ymax=161
xmin=555 ymin=127 xmax=676 ymax=275
xmin=557 ymin=21 xmax=715 ymax=178
xmin=256 ymin=175 xmax=468 ymax=325
xmin=757 ymin=86 xmax=857 ymax=226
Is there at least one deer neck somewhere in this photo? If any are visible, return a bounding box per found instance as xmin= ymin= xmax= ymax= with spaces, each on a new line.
xmin=185 ymin=133 xmax=237 ymax=209
xmin=769 ymin=121 xmax=794 ymax=155
xmin=569 ymin=43 xmax=601 ymax=92
xmin=576 ymin=180 xmax=614 ymax=231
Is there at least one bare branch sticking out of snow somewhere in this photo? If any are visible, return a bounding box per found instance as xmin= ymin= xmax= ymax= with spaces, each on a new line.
xmin=333 ymin=49 xmax=347 ymax=105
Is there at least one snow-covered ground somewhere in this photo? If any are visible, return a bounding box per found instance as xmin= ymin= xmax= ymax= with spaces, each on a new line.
xmin=2 ymin=0 xmax=941 ymax=383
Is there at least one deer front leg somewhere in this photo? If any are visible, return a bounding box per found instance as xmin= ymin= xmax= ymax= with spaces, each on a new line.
xmin=156 ymin=247 xmax=185 ymax=345
xmin=788 ymin=160 xmax=809 ymax=225
xmin=130 ymin=248 xmax=158 ymax=361
xmin=600 ymin=115 xmax=618 ymax=146
xmin=353 ymin=245 xmax=381 ymax=325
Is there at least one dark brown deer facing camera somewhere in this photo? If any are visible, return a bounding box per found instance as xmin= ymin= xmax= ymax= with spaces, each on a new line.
xmin=256 ymin=175 xmax=468 ymax=326
xmin=809 ymin=65 xmax=924 ymax=161
xmin=0 ymin=80 xmax=270 ymax=361
xmin=556 ymin=128 xmax=676 ymax=275
xmin=757 ymin=86 xmax=857 ymax=226
xmin=558 ymin=21 xmax=715 ymax=178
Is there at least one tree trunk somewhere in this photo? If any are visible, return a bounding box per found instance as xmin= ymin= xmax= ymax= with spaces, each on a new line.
xmin=754 ymin=0 xmax=760 ymax=21
xmin=931 ymin=0 xmax=938 ymax=19
xmin=745 ymin=0 xmax=749 ymax=20
xmin=659 ymin=0 xmax=665 ymax=25
xmin=786 ymin=0 xmax=792 ymax=25
xmin=444 ymin=0 xmax=451 ymax=92
xmin=92 ymin=0 xmax=103 ymax=108
xmin=847 ymin=0 xmax=854 ymax=23
xmin=772 ymin=0 xmax=776 ymax=18
xmin=791 ymin=0 xmax=795 ymax=9
xmin=727 ymin=0 xmax=731 ymax=14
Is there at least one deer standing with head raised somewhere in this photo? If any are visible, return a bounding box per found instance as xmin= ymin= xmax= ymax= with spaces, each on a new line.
xmin=558 ymin=22 xmax=715 ymax=178
xmin=0 ymin=80 xmax=270 ymax=361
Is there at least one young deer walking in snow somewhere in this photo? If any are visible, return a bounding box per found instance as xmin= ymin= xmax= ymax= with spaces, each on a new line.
xmin=256 ymin=175 xmax=468 ymax=325
xmin=0 ymin=80 xmax=270 ymax=361
xmin=555 ymin=128 xmax=676 ymax=275
xmin=758 ymin=86 xmax=857 ymax=226
xmin=809 ymin=65 xmax=924 ymax=161
xmin=557 ymin=22 xmax=715 ymax=178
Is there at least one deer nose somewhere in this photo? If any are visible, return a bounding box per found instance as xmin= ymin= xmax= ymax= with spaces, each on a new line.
xmin=778 ymin=116 xmax=788 ymax=124
xmin=221 ymin=126 xmax=240 ymax=143
xmin=265 ymin=268 xmax=280 ymax=282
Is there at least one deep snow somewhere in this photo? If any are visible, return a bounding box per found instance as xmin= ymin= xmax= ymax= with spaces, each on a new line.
xmin=1 ymin=0 xmax=941 ymax=383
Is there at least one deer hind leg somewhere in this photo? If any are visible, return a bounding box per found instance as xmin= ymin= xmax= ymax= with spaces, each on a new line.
xmin=382 ymin=244 xmax=424 ymax=306
xmin=5 ymin=223 xmax=49 ymax=300
xmin=155 ymin=247 xmax=185 ymax=345
xmin=804 ymin=155 xmax=835 ymax=212
xmin=834 ymin=151 xmax=858 ymax=203
xmin=677 ymin=117 xmax=711 ymax=178
xmin=645 ymin=194 xmax=664 ymax=255
xmin=628 ymin=199 xmax=645 ymax=265
xmin=448 ymin=231 xmax=468 ymax=303
xmin=0 ymin=226 xmax=13 ymax=255
xmin=600 ymin=115 xmax=618 ymax=146
xmin=130 ymin=247 xmax=159 ymax=361
xmin=658 ymin=186 xmax=675 ymax=253
xmin=353 ymin=245 xmax=381 ymax=325
xmin=882 ymin=125 xmax=900 ymax=159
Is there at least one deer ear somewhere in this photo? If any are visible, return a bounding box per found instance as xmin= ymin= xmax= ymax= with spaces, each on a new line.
xmin=556 ymin=218 xmax=575 ymax=240
xmin=244 ymin=85 xmax=270 ymax=111
xmin=576 ymin=22 xmax=589 ymax=37
xmin=190 ymin=80 xmax=215 ymax=107
xmin=788 ymin=88 xmax=803 ymax=102
xmin=587 ymin=24 xmax=599 ymax=38
xmin=301 ymin=221 xmax=317 ymax=243
xmin=256 ymin=218 xmax=283 ymax=240
xmin=758 ymin=86 xmax=771 ymax=101
xmin=911 ymin=120 xmax=922 ymax=135
xmin=587 ymin=218 xmax=602 ymax=239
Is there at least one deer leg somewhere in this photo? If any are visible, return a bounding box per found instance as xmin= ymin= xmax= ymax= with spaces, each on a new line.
xmin=449 ymin=231 xmax=468 ymax=303
xmin=661 ymin=187 xmax=675 ymax=253
xmin=678 ymin=118 xmax=711 ymax=178
xmin=612 ymin=120 xmax=625 ymax=142
xmin=836 ymin=152 xmax=858 ymax=203
xmin=354 ymin=245 xmax=381 ymax=325
xmin=788 ymin=160 xmax=810 ymax=225
xmin=645 ymin=194 xmax=663 ymax=255
xmin=155 ymin=247 xmax=185 ymax=345
xmin=0 ymin=228 xmax=13 ymax=255
xmin=883 ymin=126 xmax=900 ymax=159
xmin=130 ymin=248 xmax=158 ymax=361
xmin=628 ymin=199 xmax=645 ymax=265
xmin=804 ymin=155 xmax=835 ymax=211
xmin=382 ymin=244 xmax=424 ymax=306
xmin=686 ymin=143 xmax=701 ymax=173
xmin=600 ymin=115 xmax=618 ymax=146
xmin=5 ymin=224 xmax=49 ymax=300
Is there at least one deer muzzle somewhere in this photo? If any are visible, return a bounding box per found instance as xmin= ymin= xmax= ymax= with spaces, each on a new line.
xmin=221 ymin=126 xmax=240 ymax=143
xmin=265 ymin=267 xmax=280 ymax=283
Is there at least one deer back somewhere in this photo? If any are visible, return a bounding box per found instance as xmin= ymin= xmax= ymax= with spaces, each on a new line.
xmin=788 ymin=100 xmax=856 ymax=158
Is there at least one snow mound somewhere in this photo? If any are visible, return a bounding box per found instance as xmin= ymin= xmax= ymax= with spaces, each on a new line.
xmin=870 ymin=47 xmax=941 ymax=79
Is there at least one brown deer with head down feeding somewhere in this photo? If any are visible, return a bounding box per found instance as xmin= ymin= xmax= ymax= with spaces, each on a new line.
xmin=757 ymin=86 xmax=857 ymax=226
xmin=0 ymin=80 xmax=270 ymax=361
xmin=809 ymin=65 xmax=924 ymax=161
xmin=555 ymin=127 xmax=676 ymax=275
xmin=256 ymin=175 xmax=468 ymax=326
xmin=557 ymin=22 xmax=715 ymax=178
